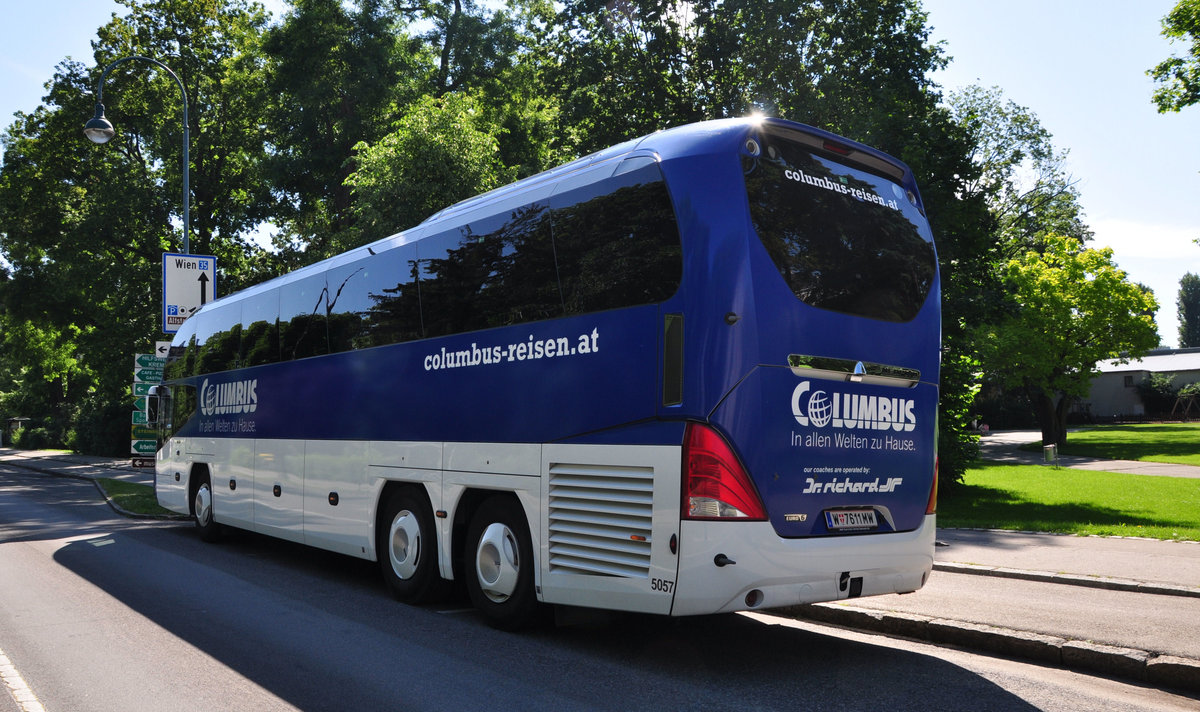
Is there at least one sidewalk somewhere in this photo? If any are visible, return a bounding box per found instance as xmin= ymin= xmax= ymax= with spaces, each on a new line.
xmin=0 ymin=447 xmax=154 ymax=486
xmin=977 ymin=429 xmax=1200 ymax=478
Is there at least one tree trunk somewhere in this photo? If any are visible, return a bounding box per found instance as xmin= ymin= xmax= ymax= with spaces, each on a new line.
xmin=1036 ymin=391 xmax=1067 ymax=447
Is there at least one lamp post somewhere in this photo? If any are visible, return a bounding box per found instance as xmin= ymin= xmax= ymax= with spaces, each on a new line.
xmin=84 ymin=55 xmax=190 ymax=255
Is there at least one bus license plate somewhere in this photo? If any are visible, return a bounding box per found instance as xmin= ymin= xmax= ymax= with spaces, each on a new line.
xmin=825 ymin=510 xmax=878 ymax=531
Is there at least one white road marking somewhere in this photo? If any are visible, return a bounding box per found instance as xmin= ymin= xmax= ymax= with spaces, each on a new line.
xmin=0 ymin=646 xmax=47 ymax=712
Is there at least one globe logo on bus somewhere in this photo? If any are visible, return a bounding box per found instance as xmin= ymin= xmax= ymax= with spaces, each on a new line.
xmin=200 ymin=378 xmax=216 ymax=416
xmin=807 ymin=390 xmax=833 ymax=427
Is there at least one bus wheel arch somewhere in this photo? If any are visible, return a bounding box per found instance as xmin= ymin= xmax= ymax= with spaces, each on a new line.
xmin=463 ymin=493 xmax=541 ymax=630
xmin=188 ymin=464 xmax=221 ymax=543
xmin=375 ymin=482 xmax=448 ymax=604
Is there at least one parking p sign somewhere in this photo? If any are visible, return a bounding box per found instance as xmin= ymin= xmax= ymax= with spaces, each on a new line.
xmin=162 ymin=252 xmax=217 ymax=334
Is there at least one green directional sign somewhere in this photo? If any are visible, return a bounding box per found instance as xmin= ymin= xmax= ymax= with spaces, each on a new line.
xmin=134 ymin=353 xmax=167 ymax=369
xmin=132 ymin=411 xmax=148 ymax=425
xmin=131 ymin=424 xmax=157 ymax=440
xmin=134 ymin=367 xmax=164 ymax=383
xmin=133 ymin=396 xmax=147 ymax=411
xmin=132 ymin=382 xmax=154 ymax=397
xmin=131 ymin=439 xmax=157 ymax=455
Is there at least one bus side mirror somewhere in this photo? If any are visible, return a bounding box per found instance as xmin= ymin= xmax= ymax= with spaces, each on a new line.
xmin=147 ymin=385 xmax=165 ymax=425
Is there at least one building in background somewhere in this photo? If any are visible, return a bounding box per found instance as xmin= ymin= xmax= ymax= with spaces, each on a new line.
xmin=1081 ymin=348 xmax=1200 ymax=420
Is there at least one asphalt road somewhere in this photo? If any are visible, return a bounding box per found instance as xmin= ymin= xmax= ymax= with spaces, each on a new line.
xmin=1 ymin=465 xmax=1198 ymax=712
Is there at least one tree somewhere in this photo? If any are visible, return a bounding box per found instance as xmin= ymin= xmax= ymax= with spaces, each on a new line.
xmin=0 ymin=0 xmax=272 ymax=453
xmin=1149 ymin=0 xmax=1200 ymax=112
xmin=344 ymin=93 xmax=515 ymax=239
xmin=261 ymin=0 xmax=425 ymax=263
xmin=947 ymin=85 xmax=1090 ymax=258
xmin=1180 ymin=272 xmax=1200 ymax=347
xmin=975 ymin=235 xmax=1159 ymax=447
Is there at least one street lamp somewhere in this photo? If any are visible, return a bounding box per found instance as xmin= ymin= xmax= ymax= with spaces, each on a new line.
xmin=84 ymin=55 xmax=190 ymax=255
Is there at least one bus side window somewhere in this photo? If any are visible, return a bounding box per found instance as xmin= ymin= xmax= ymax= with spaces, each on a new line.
xmin=465 ymin=202 xmax=559 ymax=329
xmin=361 ymin=242 xmax=422 ymax=348
xmin=241 ymin=289 xmax=280 ymax=367
xmin=279 ymin=272 xmax=329 ymax=361
xmin=415 ymin=229 xmax=476 ymax=338
xmin=194 ymin=303 xmax=242 ymax=375
xmin=550 ymin=161 xmax=682 ymax=315
xmin=326 ymin=261 xmax=369 ymax=354
xmin=165 ymin=319 xmax=197 ymax=381
xmin=166 ymin=385 xmax=196 ymax=440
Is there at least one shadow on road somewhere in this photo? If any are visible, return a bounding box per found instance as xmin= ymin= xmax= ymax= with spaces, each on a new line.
xmin=4 ymin=466 xmax=1042 ymax=710
xmin=42 ymin=526 xmax=1039 ymax=709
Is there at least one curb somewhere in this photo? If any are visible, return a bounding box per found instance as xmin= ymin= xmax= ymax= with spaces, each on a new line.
xmin=784 ymin=603 xmax=1200 ymax=696
xmin=88 ymin=479 xmax=190 ymax=521
xmin=933 ymin=562 xmax=1200 ymax=600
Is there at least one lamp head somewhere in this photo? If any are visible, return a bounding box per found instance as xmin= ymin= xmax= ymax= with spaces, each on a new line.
xmin=83 ymin=103 xmax=115 ymax=144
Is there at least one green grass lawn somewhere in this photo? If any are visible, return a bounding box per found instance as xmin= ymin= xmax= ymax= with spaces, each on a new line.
xmin=1019 ymin=423 xmax=1200 ymax=466
xmin=940 ymin=462 xmax=1200 ymax=541
xmin=95 ymin=478 xmax=178 ymax=517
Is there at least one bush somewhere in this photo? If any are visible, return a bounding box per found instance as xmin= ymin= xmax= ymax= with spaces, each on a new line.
xmin=11 ymin=425 xmax=55 ymax=450
xmin=1136 ymin=373 xmax=1178 ymax=417
xmin=73 ymin=399 xmax=133 ymax=457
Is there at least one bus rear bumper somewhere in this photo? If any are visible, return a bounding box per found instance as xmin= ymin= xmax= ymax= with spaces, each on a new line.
xmin=671 ymin=514 xmax=936 ymax=616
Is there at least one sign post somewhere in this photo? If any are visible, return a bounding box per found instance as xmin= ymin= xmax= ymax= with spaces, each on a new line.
xmin=131 ymin=351 xmax=165 ymax=465
xmin=162 ymin=252 xmax=217 ymax=334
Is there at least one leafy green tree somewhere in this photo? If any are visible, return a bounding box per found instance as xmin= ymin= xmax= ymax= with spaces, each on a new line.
xmin=261 ymin=0 xmax=427 ymax=262
xmin=947 ymin=85 xmax=1090 ymax=257
xmin=1150 ymin=0 xmax=1200 ymax=112
xmin=345 ymin=93 xmax=515 ymax=239
xmin=975 ymin=236 xmax=1160 ymax=447
xmin=1180 ymin=272 xmax=1200 ymax=347
xmin=543 ymin=0 xmax=703 ymax=154
xmin=0 ymin=0 xmax=272 ymax=452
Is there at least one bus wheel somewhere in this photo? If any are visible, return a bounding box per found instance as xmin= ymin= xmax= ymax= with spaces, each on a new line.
xmin=465 ymin=496 xmax=539 ymax=630
xmin=379 ymin=489 xmax=446 ymax=604
xmin=193 ymin=474 xmax=221 ymax=543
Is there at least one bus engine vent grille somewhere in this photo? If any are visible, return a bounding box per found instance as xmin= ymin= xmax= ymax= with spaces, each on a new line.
xmin=548 ymin=462 xmax=654 ymax=578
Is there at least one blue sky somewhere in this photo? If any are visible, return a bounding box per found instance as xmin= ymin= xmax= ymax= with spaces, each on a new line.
xmin=2 ymin=1 xmax=1197 ymax=346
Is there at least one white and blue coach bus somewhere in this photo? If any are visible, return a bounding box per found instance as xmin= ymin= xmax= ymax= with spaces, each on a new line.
xmin=154 ymin=117 xmax=941 ymax=629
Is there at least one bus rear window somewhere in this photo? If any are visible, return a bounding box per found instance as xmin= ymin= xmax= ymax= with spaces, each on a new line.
xmin=742 ymin=127 xmax=936 ymax=322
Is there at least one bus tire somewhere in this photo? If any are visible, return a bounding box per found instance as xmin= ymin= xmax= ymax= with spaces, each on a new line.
xmin=193 ymin=472 xmax=222 ymax=543
xmin=465 ymin=496 xmax=539 ymax=631
xmin=378 ymin=488 xmax=447 ymax=604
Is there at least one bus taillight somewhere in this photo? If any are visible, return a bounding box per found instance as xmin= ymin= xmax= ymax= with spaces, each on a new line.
xmin=682 ymin=423 xmax=767 ymax=521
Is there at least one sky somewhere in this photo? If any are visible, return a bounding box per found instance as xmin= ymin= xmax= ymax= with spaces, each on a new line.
xmin=1 ymin=1 xmax=1197 ymax=347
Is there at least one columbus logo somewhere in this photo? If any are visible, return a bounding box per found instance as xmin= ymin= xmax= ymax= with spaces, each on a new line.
xmin=791 ymin=381 xmax=915 ymax=432
xmin=200 ymin=377 xmax=258 ymax=416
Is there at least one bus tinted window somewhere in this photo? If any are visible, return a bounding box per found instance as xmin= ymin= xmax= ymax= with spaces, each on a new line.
xmin=360 ymin=242 xmax=423 ymax=348
xmin=241 ymin=289 xmax=280 ymax=367
xmin=417 ymin=202 xmax=561 ymax=338
xmin=326 ymin=262 xmax=371 ymax=353
xmin=165 ymin=317 xmax=197 ymax=381
xmin=279 ymin=272 xmax=328 ymax=361
xmin=416 ymin=228 xmax=485 ymax=338
xmin=469 ymin=202 xmax=559 ymax=327
xmin=194 ymin=303 xmax=241 ymax=375
xmin=743 ymin=128 xmax=936 ymax=322
xmin=550 ymin=161 xmax=682 ymax=314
